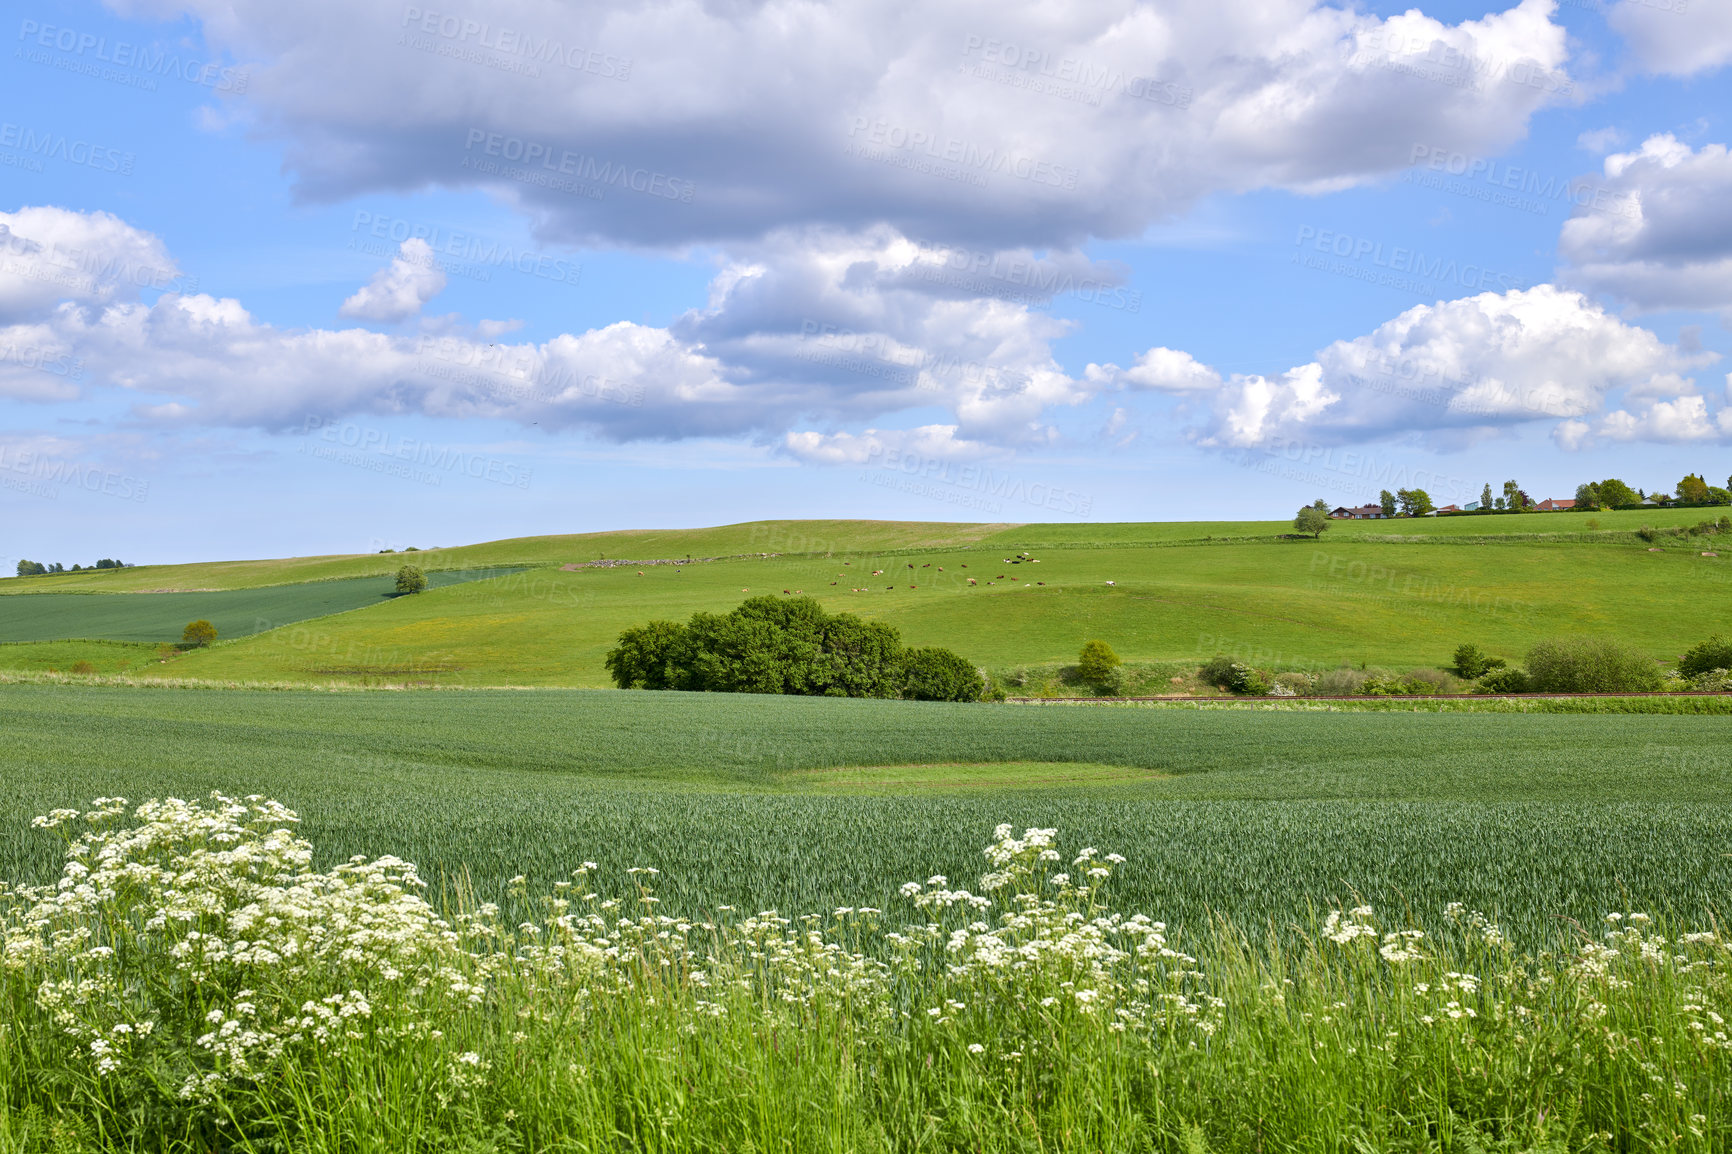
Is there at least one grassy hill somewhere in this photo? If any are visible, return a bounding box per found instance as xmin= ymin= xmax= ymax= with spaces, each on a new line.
xmin=3 ymin=508 xmax=1728 ymax=684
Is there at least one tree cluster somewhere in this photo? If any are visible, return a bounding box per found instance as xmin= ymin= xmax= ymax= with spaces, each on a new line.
xmin=15 ymin=559 xmax=126 ymax=577
xmin=605 ymin=595 xmax=985 ymax=701
xmin=1575 ymin=474 xmax=1732 ymax=511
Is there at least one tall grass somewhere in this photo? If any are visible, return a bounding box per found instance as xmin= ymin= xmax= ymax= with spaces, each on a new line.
xmin=3 ymin=795 xmax=1729 ymax=1152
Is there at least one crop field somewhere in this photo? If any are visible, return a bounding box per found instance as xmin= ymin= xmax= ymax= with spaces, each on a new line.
xmin=4 ymin=684 xmax=1730 ymax=942
xmin=0 ymin=567 xmax=522 ymax=644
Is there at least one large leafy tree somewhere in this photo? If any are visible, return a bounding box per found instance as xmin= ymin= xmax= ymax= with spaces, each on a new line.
xmin=1677 ymin=473 xmax=1711 ymax=505
xmin=605 ymin=595 xmax=979 ymax=701
xmin=1595 ymin=478 xmax=1639 ymax=508
xmin=1396 ymin=488 xmax=1434 ymax=517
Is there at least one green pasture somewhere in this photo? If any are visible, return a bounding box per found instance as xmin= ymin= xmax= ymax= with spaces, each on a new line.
xmin=146 ymin=536 xmax=1732 ymax=685
xmin=3 ymin=684 xmax=1730 ymax=942
xmin=2 ymin=507 xmax=1710 ymax=596
xmin=0 ymin=568 xmax=523 ymax=644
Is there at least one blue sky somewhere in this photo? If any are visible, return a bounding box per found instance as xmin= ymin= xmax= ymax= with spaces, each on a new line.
xmin=2 ymin=0 xmax=1731 ymax=564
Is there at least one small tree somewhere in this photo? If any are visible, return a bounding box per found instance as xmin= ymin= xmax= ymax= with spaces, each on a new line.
xmin=15 ymin=560 xmax=45 ymax=577
xmin=395 ymin=565 xmax=427 ymax=595
xmin=1449 ymin=643 xmax=1505 ymax=680
xmin=1574 ymin=482 xmax=1602 ymax=510
xmin=182 ymin=620 xmax=217 ymax=648
xmin=1678 ymin=473 xmax=1711 ymax=505
xmin=1479 ymin=483 xmax=1494 ymax=510
xmin=1378 ymin=489 xmax=1396 ymax=518
xmin=1294 ymin=502 xmax=1330 ymax=539
xmin=1076 ymin=640 xmax=1123 ymax=692
xmin=1502 ymin=480 xmax=1526 ymax=512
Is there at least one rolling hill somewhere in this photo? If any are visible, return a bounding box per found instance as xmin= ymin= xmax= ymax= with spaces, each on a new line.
xmin=2 ymin=509 xmax=1728 ymax=684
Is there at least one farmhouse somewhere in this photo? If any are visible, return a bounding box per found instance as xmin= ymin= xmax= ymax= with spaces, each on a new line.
xmin=1330 ymin=504 xmax=1385 ymax=519
xmin=1534 ymin=498 xmax=1576 ymax=511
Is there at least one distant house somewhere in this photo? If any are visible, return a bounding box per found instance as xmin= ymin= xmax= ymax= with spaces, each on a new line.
xmin=1463 ymin=501 xmax=1481 ymax=511
xmin=1331 ymin=504 xmax=1384 ymax=519
xmin=1437 ymin=504 xmax=1460 ymax=514
xmin=1534 ymin=498 xmax=1576 ymax=512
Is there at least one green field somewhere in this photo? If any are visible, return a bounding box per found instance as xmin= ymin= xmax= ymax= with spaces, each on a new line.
xmin=0 ymin=567 xmax=522 ymax=645
xmin=4 ymin=510 xmax=1731 ymax=686
xmin=5 ymin=684 xmax=1729 ymax=940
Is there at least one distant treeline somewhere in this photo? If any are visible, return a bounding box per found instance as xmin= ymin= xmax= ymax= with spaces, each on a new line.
xmin=15 ymin=559 xmax=128 ymax=577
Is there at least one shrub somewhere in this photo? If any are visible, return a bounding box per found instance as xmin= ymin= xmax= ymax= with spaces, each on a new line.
xmin=1272 ymin=672 xmax=1314 ymax=696
xmin=1687 ymin=668 xmax=1732 ymax=693
xmin=1473 ymin=666 xmax=1531 ymax=694
xmin=902 ymin=647 xmax=986 ymax=702
xmin=1525 ymin=638 xmax=1662 ymax=694
xmin=1678 ymin=636 xmax=1732 ymax=679
xmin=603 ymin=620 xmax=689 ymax=690
xmin=70 ymin=660 xmax=96 ymax=675
xmin=181 ymin=620 xmax=216 ymax=648
xmin=1360 ymin=669 xmax=1425 ymax=696
xmin=395 ymin=565 xmax=427 ymax=595
xmin=1198 ymin=655 xmax=1267 ymax=694
xmin=1448 ymin=643 xmax=1505 ymax=680
xmin=1637 ymin=525 xmax=1658 ymax=543
xmin=1314 ymin=668 xmax=1366 ymax=695
xmin=1076 ymin=640 xmax=1122 ymax=691
xmin=1403 ymin=668 xmax=1460 ymax=695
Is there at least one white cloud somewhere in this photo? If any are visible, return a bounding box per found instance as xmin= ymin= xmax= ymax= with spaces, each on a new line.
xmin=781 ymin=425 xmax=992 ymax=465
xmin=1084 ymin=346 xmax=1222 ymax=392
xmin=339 ymin=238 xmax=448 ymax=322
xmin=0 ymin=206 xmax=182 ymax=324
xmin=1597 ymin=396 xmax=1718 ymax=442
xmin=108 ymin=0 xmax=1574 ymax=248
xmin=1607 ymin=0 xmax=1732 ymax=77
xmin=1558 ymin=135 xmax=1732 ymax=316
xmin=1174 ymin=285 xmax=1715 ymax=446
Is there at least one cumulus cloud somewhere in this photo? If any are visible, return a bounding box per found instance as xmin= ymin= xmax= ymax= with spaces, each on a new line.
xmin=781 ymin=425 xmax=993 ymax=465
xmin=107 ymin=0 xmax=1573 ymax=248
xmin=1164 ymin=286 xmax=1716 ymax=446
xmin=1607 ymin=0 xmax=1732 ymax=77
xmin=0 ymin=206 xmax=183 ymax=324
xmin=1558 ymin=134 xmax=1732 ymax=317
xmin=2 ymin=206 xmax=1097 ymax=445
xmin=338 ymin=238 xmax=448 ymax=321
xmin=1084 ymin=347 xmax=1222 ymax=392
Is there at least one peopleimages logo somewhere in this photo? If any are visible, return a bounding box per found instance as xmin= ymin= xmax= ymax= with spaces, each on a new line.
xmin=0 ymin=122 xmax=133 ymax=174
xmin=299 ymin=416 xmax=533 ymax=489
xmin=16 ymin=20 xmax=249 ymax=93
xmin=349 ymin=212 xmax=580 ymax=286
xmin=461 ymin=130 xmax=694 ymax=202
xmin=0 ymin=446 xmax=150 ymax=502
xmin=400 ymin=7 xmax=631 ymax=79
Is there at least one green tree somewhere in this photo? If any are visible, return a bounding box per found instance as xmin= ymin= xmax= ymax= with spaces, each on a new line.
xmin=1574 ymin=482 xmax=1602 ymax=510
xmin=1678 ymin=636 xmax=1732 ymax=680
xmin=1479 ymin=483 xmax=1494 ymax=510
xmin=1293 ymin=502 xmax=1330 ymax=538
xmin=1396 ymin=488 xmax=1434 ymax=517
xmin=395 ymin=565 xmax=427 ymax=594
xmin=1596 ymin=478 xmax=1639 ymax=508
xmin=1677 ymin=473 xmax=1711 ymax=505
xmin=181 ymin=620 xmax=217 ymax=648
xmin=902 ymin=647 xmax=985 ymax=702
xmin=1378 ymin=490 xmax=1396 ymax=518
xmin=14 ymin=560 xmax=45 ymax=577
xmin=604 ymin=620 xmax=689 ymax=689
xmin=1449 ymin=643 xmax=1505 ymax=679
xmin=1076 ymin=640 xmax=1123 ymax=690
xmin=1502 ymin=481 xmax=1525 ymax=512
